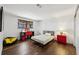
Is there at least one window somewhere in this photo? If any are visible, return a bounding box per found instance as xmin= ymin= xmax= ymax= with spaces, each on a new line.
xmin=18 ymin=19 xmax=33 ymax=29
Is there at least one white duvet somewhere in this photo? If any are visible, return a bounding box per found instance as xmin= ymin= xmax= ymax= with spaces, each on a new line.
xmin=31 ymin=35 xmax=54 ymax=45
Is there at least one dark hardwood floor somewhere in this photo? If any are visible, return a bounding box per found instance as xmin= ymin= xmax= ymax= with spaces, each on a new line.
xmin=2 ymin=40 xmax=76 ymax=55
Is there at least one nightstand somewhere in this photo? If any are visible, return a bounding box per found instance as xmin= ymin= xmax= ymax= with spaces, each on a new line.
xmin=57 ymin=35 xmax=66 ymax=44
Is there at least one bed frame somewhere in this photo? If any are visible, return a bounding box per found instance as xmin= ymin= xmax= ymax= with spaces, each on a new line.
xmin=32 ymin=30 xmax=55 ymax=47
xmin=32 ymin=39 xmax=55 ymax=48
xmin=43 ymin=31 xmax=54 ymax=36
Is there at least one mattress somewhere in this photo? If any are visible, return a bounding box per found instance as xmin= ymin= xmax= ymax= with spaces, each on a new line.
xmin=31 ymin=35 xmax=54 ymax=45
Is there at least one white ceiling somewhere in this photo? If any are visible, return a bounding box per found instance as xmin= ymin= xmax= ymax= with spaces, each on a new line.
xmin=2 ymin=4 xmax=77 ymax=20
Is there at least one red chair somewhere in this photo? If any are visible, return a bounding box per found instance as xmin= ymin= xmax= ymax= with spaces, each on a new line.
xmin=26 ymin=31 xmax=32 ymax=36
xmin=57 ymin=35 xmax=66 ymax=44
xmin=26 ymin=31 xmax=32 ymax=39
xmin=22 ymin=35 xmax=27 ymax=41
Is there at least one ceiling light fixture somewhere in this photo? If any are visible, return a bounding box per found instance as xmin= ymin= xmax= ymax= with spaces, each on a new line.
xmin=36 ymin=4 xmax=42 ymax=8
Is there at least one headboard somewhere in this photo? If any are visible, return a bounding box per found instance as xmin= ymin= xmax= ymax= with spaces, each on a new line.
xmin=43 ymin=31 xmax=54 ymax=36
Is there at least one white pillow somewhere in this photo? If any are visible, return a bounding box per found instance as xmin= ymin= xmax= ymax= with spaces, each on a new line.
xmin=45 ymin=33 xmax=51 ymax=35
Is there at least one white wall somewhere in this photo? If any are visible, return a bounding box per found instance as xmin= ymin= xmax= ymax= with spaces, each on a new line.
xmin=75 ymin=11 xmax=79 ymax=55
xmin=3 ymin=10 xmax=75 ymax=51
xmin=3 ymin=11 xmax=40 ymax=39
xmin=3 ymin=11 xmax=74 ymax=44
xmin=3 ymin=12 xmax=21 ymax=39
xmin=33 ymin=21 xmax=42 ymax=35
xmin=41 ymin=17 xmax=74 ymax=44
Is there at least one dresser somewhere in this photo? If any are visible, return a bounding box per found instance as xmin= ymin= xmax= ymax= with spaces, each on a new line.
xmin=57 ymin=35 xmax=66 ymax=44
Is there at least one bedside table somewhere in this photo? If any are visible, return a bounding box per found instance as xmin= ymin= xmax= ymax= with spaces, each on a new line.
xmin=57 ymin=35 xmax=66 ymax=44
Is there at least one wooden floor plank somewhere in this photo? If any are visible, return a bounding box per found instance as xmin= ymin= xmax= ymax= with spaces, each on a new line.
xmin=2 ymin=40 xmax=76 ymax=55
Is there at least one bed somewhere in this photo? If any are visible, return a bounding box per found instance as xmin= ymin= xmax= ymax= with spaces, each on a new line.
xmin=31 ymin=31 xmax=54 ymax=45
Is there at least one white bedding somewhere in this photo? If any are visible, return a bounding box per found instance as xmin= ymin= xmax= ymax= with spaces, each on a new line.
xmin=31 ymin=35 xmax=54 ymax=45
